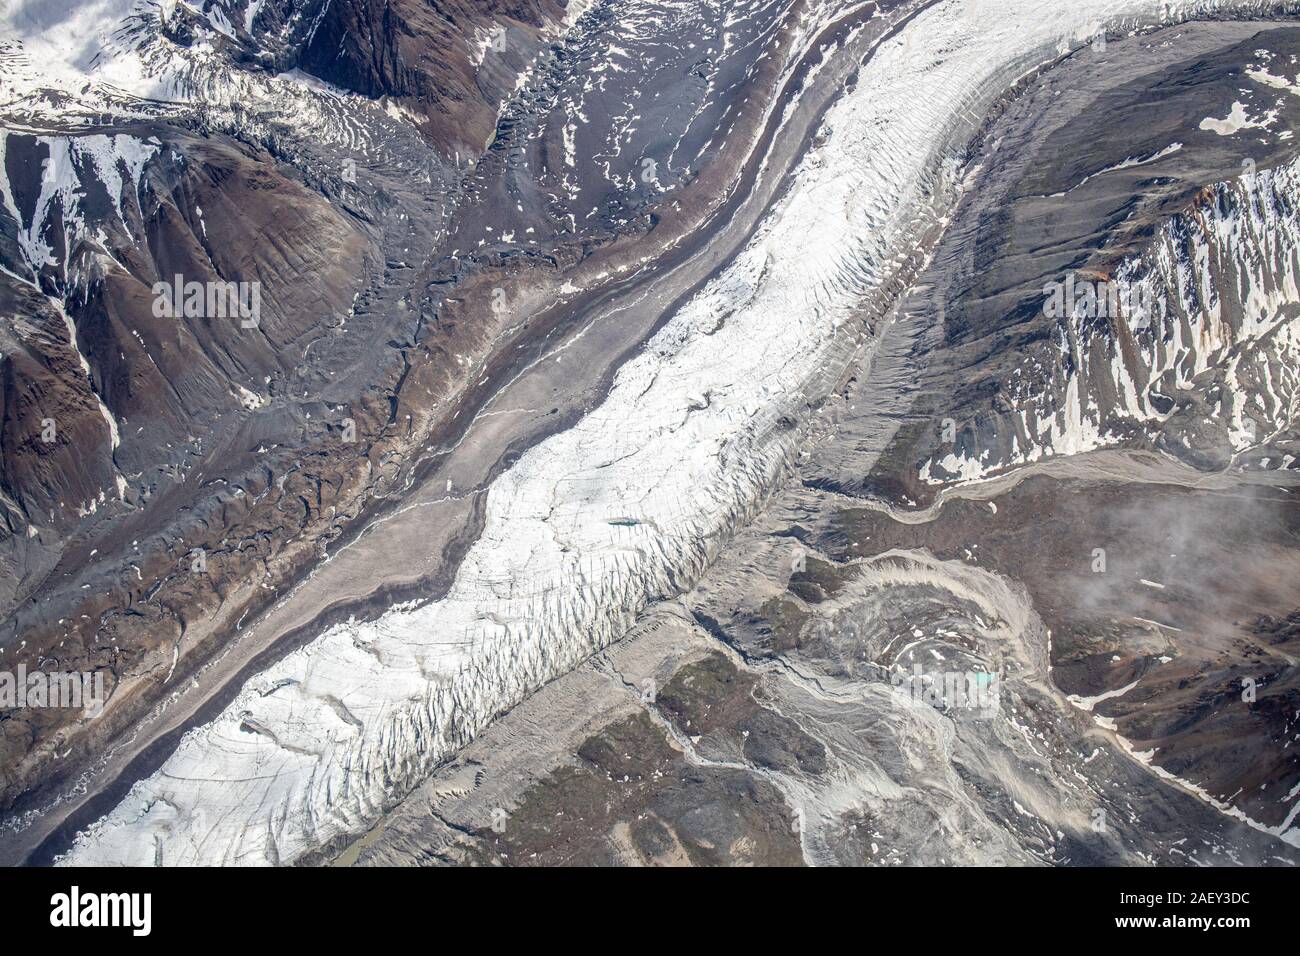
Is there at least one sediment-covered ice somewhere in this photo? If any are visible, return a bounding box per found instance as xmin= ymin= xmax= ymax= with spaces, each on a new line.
xmin=61 ymin=0 xmax=1285 ymax=865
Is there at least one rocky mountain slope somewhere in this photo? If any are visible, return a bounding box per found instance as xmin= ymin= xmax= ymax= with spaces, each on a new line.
xmin=0 ymin=0 xmax=875 ymax=862
xmin=2 ymin=0 xmax=1299 ymax=868
xmin=0 ymin=0 xmax=592 ymax=834
xmin=346 ymin=17 xmax=1300 ymax=868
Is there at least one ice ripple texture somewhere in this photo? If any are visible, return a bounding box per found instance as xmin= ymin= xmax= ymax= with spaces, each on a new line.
xmin=61 ymin=0 xmax=1280 ymax=865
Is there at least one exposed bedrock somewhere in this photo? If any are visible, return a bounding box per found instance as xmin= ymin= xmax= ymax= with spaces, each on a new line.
xmin=0 ymin=0 xmax=881 ymax=860
xmin=293 ymin=0 xmax=573 ymax=157
xmin=849 ymin=25 xmax=1300 ymax=498
xmin=350 ymin=14 xmax=1300 ymax=868
xmin=53 ymin=0 xmax=1300 ymax=866
xmin=347 ymin=541 xmax=1295 ymax=866
xmin=812 ymin=19 xmax=1300 ymax=849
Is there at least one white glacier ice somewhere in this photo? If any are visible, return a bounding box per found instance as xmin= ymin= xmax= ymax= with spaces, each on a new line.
xmin=60 ymin=0 xmax=1288 ymax=865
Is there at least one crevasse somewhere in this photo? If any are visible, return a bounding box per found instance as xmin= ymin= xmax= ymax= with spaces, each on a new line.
xmin=62 ymin=0 xmax=1285 ymax=865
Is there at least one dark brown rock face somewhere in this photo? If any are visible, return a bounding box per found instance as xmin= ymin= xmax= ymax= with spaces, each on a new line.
xmin=0 ymin=124 xmax=380 ymax=815
xmin=297 ymin=0 xmax=568 ymax=155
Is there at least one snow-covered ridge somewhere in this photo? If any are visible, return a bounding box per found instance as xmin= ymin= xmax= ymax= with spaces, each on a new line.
xmin=60 ymin=0 xmax=1288 ymax=865
xmin=0 ymin=2 xmax=416 ymax=167
xmin=0 ymin=0 xmax=317 ymax=104
xmin=0 ymin=130 xmax=147 ymax=505
xmin=923 ymin=152 xmax=1300 ymax=484
xmin=0 ymin=131 xmax=159 ymax=282
xmin=0 ymin=0 xmax=504 ymax=171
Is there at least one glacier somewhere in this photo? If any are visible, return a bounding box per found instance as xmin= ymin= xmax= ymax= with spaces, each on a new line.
xmin=59 ymin=0 xmax=1293 ymax=865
